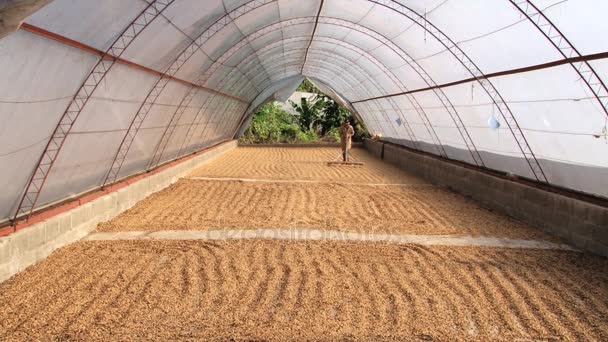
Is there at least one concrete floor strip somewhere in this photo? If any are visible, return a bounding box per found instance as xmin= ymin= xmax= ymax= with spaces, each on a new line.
xmin=186 ymin=176 xmax=434 ymax=187
xmin=84 ymin=228 xmax=575 ymax=251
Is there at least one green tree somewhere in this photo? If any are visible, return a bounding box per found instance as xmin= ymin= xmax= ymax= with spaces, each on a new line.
xmin=240 ymin=102 xmax=301 ymax=143
xmin=289 ymin=94 xmax=370 ymax=141
xmin=289 ymin=95 xmax=327 ymax=132
xmin=241 ymin=82 xmax=370 ymax=144
xmin=317 ymin=95 xmax=351 ymax=135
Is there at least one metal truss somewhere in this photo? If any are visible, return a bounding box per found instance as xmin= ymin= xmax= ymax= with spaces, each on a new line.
xmin=227 ymin=39 xmax=421 ymax=146
xmin=188 ymin=5 xmax=482 ymax=164
xmin=320 ymin=17 xmax=484 ymax=166
xmin=229 ymin=36 xmax=374 ymax=100
xmin=102 ymin=0 xmax=275 ymax=186
xmin=241 ymin=49 xmax=408 ymax=144
xmin=15 ymin=0 xmax=563 ymax=216
xmin=198 ymin=101 xmax=234 ymax=148
xmin=170 ymin=97 xmax=238 ymax=159
xmin=264 ymin=52 xmax=418 ymax=143
xmin=370 ymin=0 xmax=548 ymax=182
xmin=217 ymin=102 xmax=244 ymax=141
xmin=509 ymin=0 xmax=608 ymax=118
xmin=207 ymin=23 xmax=435 ymax=151
xmin=200 ymin=18 xmax=317 ymax=87
xmin=302 ymin=0 xmax=325 ymax=73
xmin=244 ymin=55 xmax=417 ymax=145
xmin=228 ymin=16 xmax=484 ymax=164
xmin=308 ymin=36 xmax=432 ymax=150
xmin=176 ymin=95 xmax=217 ymax=156
xmin=191 ymin=97 xmax=231 ymax=151
xmin=175 ymin=86 xmax=249 ymax=159
xmin=185 ymin=100 xmax=247 ymax=156
xmin=13 ymin=0 xmax=175 ymax=222
xmin=146 ymin=88 xmax=199 ymax=169
xmin=227 ymin=14 xmax=274 ymax=93
xmin=304 ymin=65 xmax=416 ymax=145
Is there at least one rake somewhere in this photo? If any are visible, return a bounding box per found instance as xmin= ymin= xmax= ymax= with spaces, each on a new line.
xmin=327 ymin=151 xmax=364 ymax=166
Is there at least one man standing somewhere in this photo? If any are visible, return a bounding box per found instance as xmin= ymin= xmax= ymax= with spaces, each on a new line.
xmin=339 ymin=119 xmax=355 ymax=162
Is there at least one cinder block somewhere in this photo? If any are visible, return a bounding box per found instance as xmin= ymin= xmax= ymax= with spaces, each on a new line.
xmin=116 ymin=188 xmax=131 ymax=210
xmin=592 ymin=224 xmax=608 ymax=243
xmin=519 ymin=185 xmax=554 ymax=208
xmin=129 ymin=183 xmax=143 ymax=203
xmin=56 ymin=212 xmax=72 ymax=234
xmin=70 ymin=205 xmax=86 ymax=228
xmin=0 ymin=238 xmax=11 ymax=264
xmin=103 ymin=193 xmax=118 ymax=219
xmin=84 ymin=202 xmax=94 ymax=220
xmin=364 ymin=139 xmax=383 ymax=158
xmin=35 ymin=243 xmax=55 ymax=261
xmin=12 ymin=222 xmax=46 ymax=251
xmin=44 ymin=219 xmax=61 ymax=241
xmin=91 ymin=197 xmax=105 ymax=218
xmin=371 ymin=141 xmax=608 ymax=256
xmin=0 ymin=140 xmax=241 ymax=283
xmin=474 ymin=172 xmax=502 ymax=192
xmin=569 ymin=200 xmax=595 ymax=221
xmin=587 ymin=205 xmax=608 ymax=224
xmin=17 ymin=251 xmax=38 ymax=272
xmin=553 ymin=194 xmax=575 ymax=215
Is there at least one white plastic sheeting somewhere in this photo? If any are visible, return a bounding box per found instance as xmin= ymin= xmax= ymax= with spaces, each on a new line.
xmin=0 ymin=0 xmax=607 ymax=223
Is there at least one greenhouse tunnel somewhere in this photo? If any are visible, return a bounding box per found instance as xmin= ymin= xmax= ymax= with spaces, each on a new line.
xmin=2 ymin=1 xmax=608 ymax=339
xmin=0 ymin=1 xmax=607 ymax=237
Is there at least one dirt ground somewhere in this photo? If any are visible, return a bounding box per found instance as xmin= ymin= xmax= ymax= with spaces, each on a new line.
xmin=2 ymin=146 xmax=606 ymax=341
xmin=189 ymin=146 xmax=427 ymax=184
xmin=98 ymin=179 xmax=551 ymax=240
xmin=1 ymin=240 xmax=607 ymax=341
xmin=99 ymin=147 xmax=552 ymax=240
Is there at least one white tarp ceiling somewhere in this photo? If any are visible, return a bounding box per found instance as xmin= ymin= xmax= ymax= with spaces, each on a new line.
xmin=0 ymin=0 xmax=607 ymax=223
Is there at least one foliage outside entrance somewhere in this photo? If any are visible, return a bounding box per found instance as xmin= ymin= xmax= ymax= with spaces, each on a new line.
xmin=240 ymin=80 xmax=368 ymax=144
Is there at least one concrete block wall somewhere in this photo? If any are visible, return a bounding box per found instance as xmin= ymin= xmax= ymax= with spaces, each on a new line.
xmin=0 ymin=140 xmax=238 ymax=283
xmin=364 ymin=139 xmax=384 ymax=159
xmin=366 ymin=139 xmax=608 ymax=257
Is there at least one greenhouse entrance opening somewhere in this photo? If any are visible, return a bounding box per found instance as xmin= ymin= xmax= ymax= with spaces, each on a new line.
xmin=238 ymin=79 xmax=370 ymax=146
xmin=0 ymin=1 xmax=607 ymax=340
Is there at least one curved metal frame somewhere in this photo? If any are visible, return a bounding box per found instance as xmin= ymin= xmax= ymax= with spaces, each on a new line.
xmin=321 ymin=17 xmax=484 ymax=165
xmin=249 ymin=44 xmax=419 ymax=143
xmin=101 ymin=0 xmax=279 ymax=185
xmin=12 ymin=0 xmax=175 ymax=222
xmin=16 ymin=0 xmax=580 ymax=218
xmin=302 ymin=0 xmax=325 ymax=73
xmin=234 ymin=51 xmax=418 ymax=145
xmin=203 ymin=23 xmax=443 ymax=153
xmin=176 ymin=94 xmax=223 ymax=156
xmin=225 ymin=17 xmax=486 ymax=164
xmin=302 ymin=66 xmax=410 ymax=141
xmin=229 ymin=36 xmax=418 ymax=142
xmin=212 ymin=36 xmax=407 ymax=140
xmin=177 ymin=99 xmax=249 ymax=157
xmin=177 ymin=5 xmax=508 ymax=156
xmin=227 ymin=42 xmax=367 ymax=98
xmin=369 ymin=0 xmax=547 ymax=181
xmin=509 ymin=0 xmax=608 ymax=118
xmin=232 ymin=42 xmax=419 ymax=145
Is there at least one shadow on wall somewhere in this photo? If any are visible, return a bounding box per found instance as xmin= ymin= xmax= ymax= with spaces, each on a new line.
xmin=384 ymin=138 xmax=608 ymax=200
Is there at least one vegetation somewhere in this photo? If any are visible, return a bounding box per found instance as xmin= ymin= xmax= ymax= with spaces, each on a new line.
xmin=296 ymin=79 xmax=319 ymax=93
xmin=239 ymin=103 xmax=304 ymax=144
xmin=240 ymin=80 xmax=369 ymax=144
